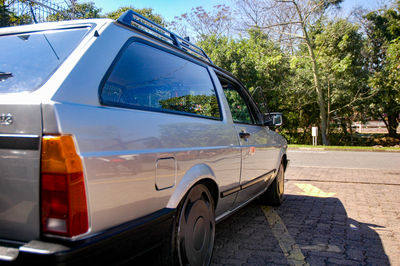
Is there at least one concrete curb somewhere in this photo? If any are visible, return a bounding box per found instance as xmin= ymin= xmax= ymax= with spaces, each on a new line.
xmin=288 ymin=146 xmax=400 ymax=153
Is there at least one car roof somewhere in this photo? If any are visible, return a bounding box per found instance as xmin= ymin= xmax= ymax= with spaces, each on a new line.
xmin=0 ymin=18 xmax=112 ymax=36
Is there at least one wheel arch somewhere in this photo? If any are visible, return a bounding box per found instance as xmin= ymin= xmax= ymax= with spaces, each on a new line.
xmin=166 ymin=163 xmax=219 ymax=210
xmin=197 ymin=178 xmax=219 ymax=210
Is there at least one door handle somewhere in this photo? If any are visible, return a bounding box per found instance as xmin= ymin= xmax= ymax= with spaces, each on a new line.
xmin=239 ymin=132 xmax=251 ymax=139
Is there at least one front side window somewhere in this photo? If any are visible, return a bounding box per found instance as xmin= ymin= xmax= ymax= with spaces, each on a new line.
xmin=218 ymin=75 xmax=255 ymax=124
xmin=100 ymin=42 xmax=221 ymax=119
xmin=0 ymin=27 xmax=90 ymax=94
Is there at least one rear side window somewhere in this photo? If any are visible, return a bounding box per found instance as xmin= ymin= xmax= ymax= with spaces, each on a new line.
xmin=0 ymin=27 xmax=90 ymax=94
xmin=100 ymin=41 xmax=221 ymax=119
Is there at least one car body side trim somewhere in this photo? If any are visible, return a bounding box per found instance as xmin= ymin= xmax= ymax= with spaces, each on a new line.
xmin=220 ymin=186 xmax=241 ymax=198
xmin=220 ymin=169 xmax=276 ymax=198
xmin=0 ymin=134 xmax=40 ymax=150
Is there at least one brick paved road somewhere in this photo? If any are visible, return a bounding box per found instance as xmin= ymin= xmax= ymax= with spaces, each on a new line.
xmin=211 ymin=150 xmax=400 ymax=265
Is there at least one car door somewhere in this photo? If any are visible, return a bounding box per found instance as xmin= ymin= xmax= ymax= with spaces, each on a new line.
xmin=215 ymin=73 xmax=278 ymax=208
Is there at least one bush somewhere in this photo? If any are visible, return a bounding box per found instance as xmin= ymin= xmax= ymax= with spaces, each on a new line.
xmin=281 ymin=131 xmax=399 ymax=146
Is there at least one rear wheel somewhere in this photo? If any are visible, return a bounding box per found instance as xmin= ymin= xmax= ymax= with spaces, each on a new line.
xmin=175 ymin=184 xmax=215 ymax=266
xmin=260 ymin=163 xmax=285 ymax=206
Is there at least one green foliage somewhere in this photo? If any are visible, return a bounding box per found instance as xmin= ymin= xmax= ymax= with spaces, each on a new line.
xmin=386 ymin=39 xmax=400 ymax=99
xmin=0 ymin=1 xmax=31 ymax=26
xmin=311 ymin=0 xmax=344 ymax=14
xmin=105 ymin=6 xmax=165 ymax=26
xmin=198 ymin=29 xmax=290 ymax=112
xmin=316 ymin=20 xmax=368 ymax=115
xmin=1 ymin=2 xmax=14 ymax=26
xmin=69 ymin=2 xmax=101 ymax=19
xmin=47 ymin=1 xmax=101 ymax=21
xmin=223 ymin=89 xmax=253 ymax=123
xmin=365 ymin=4 xmax=400 ymax=137
xmin=287 ymin=19 xmax=370 ymax=143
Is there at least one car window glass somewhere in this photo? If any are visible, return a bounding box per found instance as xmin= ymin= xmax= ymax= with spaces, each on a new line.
xmin=217 ymin=76 xmax=255 ymax=124
xmin=251 ymin=87 xmax=269 ymax=116
xmin=101 ymin=42 xmax=221 ymax=119
xmin=0 ymin=28 xmax=90 ymax=94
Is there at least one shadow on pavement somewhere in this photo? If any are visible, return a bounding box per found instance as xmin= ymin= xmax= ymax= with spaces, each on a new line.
xmin=211 ymin=194 xmax=390 ymax=265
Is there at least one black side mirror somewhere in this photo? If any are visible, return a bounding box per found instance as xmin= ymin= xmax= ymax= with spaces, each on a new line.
xmin=263 ymin=112 xmax=283 ymax=127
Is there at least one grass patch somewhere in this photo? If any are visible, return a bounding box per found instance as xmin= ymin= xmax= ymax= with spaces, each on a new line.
xmin=288 ymin=144 xmax=400 ymax=152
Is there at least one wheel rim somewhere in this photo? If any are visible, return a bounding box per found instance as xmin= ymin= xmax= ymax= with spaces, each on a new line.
xmin=177 ymin=185 xmax=215 ymax=266
xmin=277 ymin=165 xmax=284 ymax=196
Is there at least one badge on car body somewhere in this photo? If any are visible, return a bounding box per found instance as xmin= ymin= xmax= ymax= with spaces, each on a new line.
xmin=0 ymin=113 xmax=13 ymax=125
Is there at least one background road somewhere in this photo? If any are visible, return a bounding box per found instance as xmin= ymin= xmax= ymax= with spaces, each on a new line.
xmin=288 ymin=149 xmax=400 ymax=170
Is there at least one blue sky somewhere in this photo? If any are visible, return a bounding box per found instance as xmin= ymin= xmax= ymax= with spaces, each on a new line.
xmin=91 ymin=0 xmax=231 ymax=20
xmin=89 ymin=0 xmax=386 ymax=21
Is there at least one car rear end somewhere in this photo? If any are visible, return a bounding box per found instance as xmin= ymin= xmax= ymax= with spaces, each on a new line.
xmin=0 ymin=20 xmax=110 ymax=264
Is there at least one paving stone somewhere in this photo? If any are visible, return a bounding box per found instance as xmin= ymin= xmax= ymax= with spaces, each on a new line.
xmin=246 ymin=255 xmax=267 ymax=264
xmin=365 ymin=256 xmax=391 ymax=265
xmin=345 ymin=248 xmax=365 ymax=261
xmin=305 ymin=255 xmax=328 ymax=265
xmin=326 ymin=257 xmax=363 ymax=265
xmin=306 ymin=250 xmax=345 ymax=260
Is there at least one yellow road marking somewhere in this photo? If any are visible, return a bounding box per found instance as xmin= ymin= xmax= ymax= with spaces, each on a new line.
xmin=295 ymin=183 xmax=336 ymax=197
xmin=261 ymin=206 xmax=308 ymax=266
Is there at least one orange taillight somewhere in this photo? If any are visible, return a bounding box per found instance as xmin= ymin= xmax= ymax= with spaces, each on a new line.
xmin=41 ymin=135 xmax=88 ymax=237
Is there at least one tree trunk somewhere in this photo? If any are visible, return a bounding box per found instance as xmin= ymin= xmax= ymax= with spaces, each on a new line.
xmin=304 ymin=36 xmax=329 ymax=145
xmin=327 ymin=82 xmax=331 ymax=136
xmin=379 ymin=112 xmax=399 ymax=139
xmin=387 ymin=113 xmax=399 ymax=138
xmin=301 ymin=127 xmax=307 ymax=143
xmin=348 ymin=119 xmax=354 ymax=145
xmin=294 ymin=1 xmax=329 ymax=145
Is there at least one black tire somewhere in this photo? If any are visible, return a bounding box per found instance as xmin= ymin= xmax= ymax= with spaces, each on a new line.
xmin=260 ymin=163 xmax=285 ymax=206
xmin=174 ymin=184 xmax=215 ymax=266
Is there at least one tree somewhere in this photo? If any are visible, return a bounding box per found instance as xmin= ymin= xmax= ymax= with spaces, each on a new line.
xmin=305 ymin=19 xmax=369 ymax=141
xmin=364 ymin=2 xmax=400 ymax=138
xmin=69 ymin=1 xmax=101 ymax=19
xmin=1 ymin=0 xmax=14 ymax=26
xmin=198 ymin=30 xmax=290 ymax=119
xmin=236 ymin=0 xmax=343 ymax=145
xmin=233 ymin=0 xmax=300 ymax=52
xmin=386 ymin=39 xmax=400 ymax=103
xmin=233 ymin=0 xmax=270 ymax=30
xmin=47 ymin=1 xmax=101 ymax=21
xmin=105 ymin=6 xmax=165 ymax=26
xmin=173 ymin=5 xmax=233 ymax=41
xmin=1 ymin=0 xmax=30 ymax=26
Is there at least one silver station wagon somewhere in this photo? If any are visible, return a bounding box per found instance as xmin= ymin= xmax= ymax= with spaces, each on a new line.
xmin=0 ymin=10 xmax=288 ymax=266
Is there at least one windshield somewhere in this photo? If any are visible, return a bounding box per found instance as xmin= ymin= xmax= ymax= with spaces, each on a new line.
xmin=0 ymin=27 xmax=90 ymax=94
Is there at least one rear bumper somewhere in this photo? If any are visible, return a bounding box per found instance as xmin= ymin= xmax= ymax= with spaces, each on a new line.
xmin=0 ymin=208 xmax=176 ymax=265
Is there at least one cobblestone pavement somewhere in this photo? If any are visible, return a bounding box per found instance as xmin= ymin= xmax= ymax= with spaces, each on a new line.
xmin=211 ymin=165 xmax=400 ymax=266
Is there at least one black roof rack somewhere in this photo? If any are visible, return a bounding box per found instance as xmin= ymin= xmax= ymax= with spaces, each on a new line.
xmin=117 ymin=10 xmax=213 ymax=64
